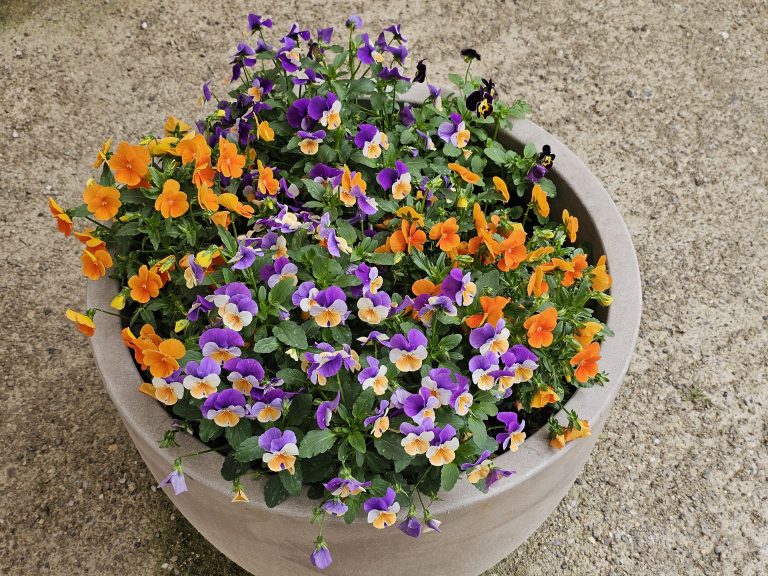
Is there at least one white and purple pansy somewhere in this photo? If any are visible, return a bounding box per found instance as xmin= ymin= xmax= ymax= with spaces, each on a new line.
xmin=363 ymin=399 xmax=390 ymax=438
xmin=199 ymin=327 xmax=244 ymax=364
xmin=305 ymin=343 xmax=359 ymax=386
xmin=309 ymin=286 xmax=348 ymax=328
xmin=229 ymin=238 xmax=263 ymax=271
xmin=469 ymin=352 xmax=500 ymax=391
xmin=411 ymin=293 xmax=457 ymax=325
xmin=308 ymin=92 xmax=342 ymax=130
xmin=219 ymin=294 xmax=258 ymax=332
xmin=200 ymin=388 xmax=246 ymax=427
xmin=358 ymin=356 xmax=389 ymax=395
xmin=248 ymin=388 xmax=285 ymax=423
xmin=353 ymin=123 xmax=387 ymax=159
xmin=224 ymin=357 xmax=265 ymax=394
xmin=259 ymin=256 xmax=299 ymax=288
xmin=317 ymin=213 xmax=352 ymax=257
xmin=426 ymin=424 xmax=459 ymax=466
xmin=399 ymin=419 xmax=435 ymax=456
xmin=469 ymin=319 xmax=510 ymax=355
xmin=376 ymin=160 xmax=412 ymax=200
xmin=258 ymin=428 xmax=299 ymax=474
xmin=182 ymin=357 xmax=221 ymax=399
xmin=349 ymin=263 xmax=383 ymax=297
xmin=277 ymin=37 xmax=302 ymax=73
xmin=316 ymin=391 xmax=340 ymax=429
xmin=292 ymin=281 xmax=319 ymax=313
xmin=388 ymin=328 xmax=428 ymax=372
xmin=356 ymin=291 xmax=391 ymax=325
xmin=440 ymin=267 xmax=477 ymax=306
xmin=356 ymin=33 xmax=384 ymax=64
xmin=363 ymin=487 xmax=400 ymax=529
xmin=495 ymin=411 xmax=527 ymax=452
xmin=323 ymin=476 xmax=371 ymax=499
xmin=297 ymin=129 xmax=326 ymax=155
xmin=437 ymin=112 xmax=471 ymax=148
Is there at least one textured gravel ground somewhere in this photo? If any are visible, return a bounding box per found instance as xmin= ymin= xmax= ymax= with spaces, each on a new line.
xmin=1 ymin=1 xmax=766 ymax=574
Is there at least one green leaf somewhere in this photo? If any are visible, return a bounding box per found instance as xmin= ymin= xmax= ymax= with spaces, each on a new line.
xmin=276 ymin=368 xmax=307 ymax=388
xmin=343 ymin=496 xmax=361 ymax=524
xmin=221 ymin=453 xmax=250 ymax=481
xmin=538 ymin=177 xmax=556 ymax=197
xmin=225 ymin=420 xmax=252 ymax=449
xmin=374 ymin=433 xmax=410 ymax=464
xmin=439 ymin=334 xmax=463 ymax=351
xmin=347 ymin=431 xmax=367 ymax=454
xmin=279 ymin=465 xmax=303 ymax=496
xmin=352 ymin=388 xmax=375 ymax=421
xmin=254 ymin=337 xmax=280 ymax=353
xmin=448 ymin=72 xmax=465 ymax=89
xmin=284 ymin=393 xmax=313 ymax=427
xmin=272 ymin=320 xmax=308 ymax=350
xmin=523 ymin=142 xmax=537 ymax=158
xmin=264 ymin=474 xmax=290 ymax=508
xmin=269 ymin=278 xmax=296 ymax=306
xmin=484 ymin=142 xmax=509 ymax=166
xmin=299 ymin=429 xmax=338 ymax=458
xmin=440 ymin=462 xmax=460 ymax=491
xmin=198 ymin=419 xmax=222 ymax=442
xmin=216 ymin=225 xmax=237 ymax=255
xmin=234 ymin=435 xmax=264 ymax=462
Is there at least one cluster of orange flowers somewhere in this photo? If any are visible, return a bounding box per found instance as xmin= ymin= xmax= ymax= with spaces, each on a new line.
xmin=122 ymin=323 xmax=186 ymax=379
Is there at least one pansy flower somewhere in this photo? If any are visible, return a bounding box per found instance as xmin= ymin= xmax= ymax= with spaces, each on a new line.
xmin=354 ymin=124 xmax=386 ymax=159
xmin=496 ymin=412 xmax=526 ymax=451
xmin=523 ymin=306 xmax=558 ymax=348
xmin=309 ymin=286 xmax=348 ymax=328
xmin=183 ymin=357 xmax=221 ymax=399
xmin=403 ymin=386 xmax=441 ymax=424
xmin=399 ymin=514 xmax=423 ymax=538
xmin=349 ymin=263 xmax=383 ymax=297
xmin=437 ymin=112 xmax=470 ymax=149
xmin=420 ymin=368 xmax=455 ymax=406
xmin=258 ymin=428 xmax=299 ymax=473
xmin=426 ymin=424 xmax=459 ymax=466
xmin=570 ymin=342 xmax=601 ymax=382
xmin=317 ymin=213 xmax=352 ymax=257
xmin=277 ymin=37 xmax=302 ymax=73
xmin=378 ymin=67 xmax=411 ymax=82
xmin=399 ymin=419 xmax=435 ymax=456
xmin=229 ymin=239 xmax=263 ymax=271
xmin=292 ymin=281 xmax=319 ymax=314
xmin=382 ymin=220 xmax=426 ymax=254
xmin=416 ymin=129 xmax=436 ymax=151
xmin=65 ymin=309 xmax=95 ymax=337
xmin=201 ymin=388 xmax=246 ymax=427
xmin=357 ymin=331 xmax=390 ymax=346
xmin=311 ymin=539 xmax=333 ymax=570
xmin=305 ymin=343 xmax=359 ymax=385
xmin=468 ymin=352 xmax=501 ymax=391
xmin=322 ymin=498 xmax=347 ymax=517
xmin=429 ymin=217 xmax=461 ymax=252
xmin=230 ymin=42 xmax=257 ymax=81
xmin=225 ymin=357 xmax=265 ymax=394
xmin=308 ymin=92 xmax=342 ymax=130
xmin=590 ymin=255 xmax=612 ymax=293
xmin=465 ymin=295 xmax=510 ymax=329
xmin=364 ymin=400 xmax=390 ymax=438
xmin=150 ymin=373 xmax=185 ymax=406
xmin=356 ymin=291 xmax=391 ymax=325
xmin=469 ymin=319 xmax=510 ymax=355
xmin=440 ymin=268 xmax=477 ymax=306
xmin=316 ymin=391 xmax=341 ymax=429
xmin=449 ymin=375 xmax=474 ymax=416
xmin=461 ymin=450 xmax=514 ymax=491
xmin=411 ymin=293 xmax=457 ymax=325
xmin=297 ymin=129 xmax=326 ymax=155
xmin=108 ymin=142 xmax=150 ymax=186
xmin=219 ymin=294 xmax=258 ymax=332
xmin=286 ymin=98 xmax=314 ymax=130
xmin=143 ymin=338 xmax=186 ymax=379
xmin=400 ymin=104 xmax=416 ymax=127
xmin=376 ymin=160 xmax=411 ymax=200
xmin=249 ymin=388 xmax=285 ymax=422
xmin=357 ymin=33 xmax=384 ymax=64
xmin=345 ymin=15 xmax=363 ymax=29
xmin=158 ymin=463 xmax=188 ymax=496
xmin=260 ymin=256 xmax=299 ymax=288
xmin=363 ymin=488 xmax=400 ymax=530
xmin=247 ymin=14 xmax=272 ymax=32
xmin=388 ymin=328 xmax=428 ymax=372
xmin=531 ymin=386 xmax=560 ymax=408
xmin=324 ymin=476 xmax=371 ymax=499
xmin=466 ymin=78 xmax=496 ymax=118
xmin=48 ymin=197 xmax=73 ymax=236
xmin=83 ymin=182 xmax=121 ymax=220
xmin=358 ymin=356 xmax=389 ymax=395
xmin=199 ymin=327 xmax=244 ymax=364
xmin=497 ymin=345 xmax=538 ymax=388
xmin=309 ymin=163 xmax=343 ymax=188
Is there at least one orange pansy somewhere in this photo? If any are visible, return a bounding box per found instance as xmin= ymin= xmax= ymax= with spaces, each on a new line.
xmin=211 ymin=211 xmax=231 ymax=228
xmin=564 ymin=420 xmax=592 ymax=442
xmin=531 ymin=184 xmax=550 ymax=217
xmin=429 ymin=217 xmax=461 ymax=252
xmin=574 ymin=321 xmax=602 ymax=349
xmin=108 ymin=141 xmax=150 ymax=186
xmin=217 ymin=137 xmax=246 ymax=178
xmin=163 ymin=116 xmax=191 ymax=136
xmin=556 ymin=253 xmax=588 ymax=286
xmin=65 ymin=309 xmax=95 ymax=337
xmin=448 ymin=162 xmax=481 ymax=185
xmin=218 ymin=192 xmax=255 ymax=218
xmin=92 ymin=137 xmax=112 ymax=169
xmin=570 ymin=341 xmax=601 ymax=382
xmin=175 ymin=133 xmax=210 ymax=165
xmin=193 ymin=156 xmax=216 ymax=190
xmin=562 ymin=209 xmax=579 ymax=243
xmin=81 ymin=248 xmax=113 ymax=280
xmin=257 ymin=160 xmax=280 ymax=196
xmin=590 ymin=255 xmax=612 ymax=292
xmin=128 ymin=265 xmax=163 ymax=303
xmin=197 ymin=185 xmax=220 ymax=211
xmin=523 ymin=306 xmax=558 ymax=348
xmin=83 ymin=182 xmax=121 ymax=220
xmin=527 ymin=264 xmax=550 ymax=297
xmin=256 ymin=119 xmax=275 ymax=141
xmin=493 ymin=176 xmax=510 ymax=202
xmin=412 ymin=278 xmax=441 ymax=296
xmin=497 ymin=227 xmax=527 ymax=272
xmin=388 ymin=220 xmax=426 ymax=254
xmin=155 ymin=179 xmax=189 ymax=218
xmin=143 ymin=338 xmax=186 ymax=378
xmin=48 ymin=197 xmax=73 ymax=237
xmin=530 ymin=386 xmax=560 ymax=408
xmin=464 ymin=296 xmax=510 ymax=329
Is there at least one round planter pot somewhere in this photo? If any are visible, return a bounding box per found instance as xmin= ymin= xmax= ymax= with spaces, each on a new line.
xmin=87 ymin=86 xmax=641 ymax=576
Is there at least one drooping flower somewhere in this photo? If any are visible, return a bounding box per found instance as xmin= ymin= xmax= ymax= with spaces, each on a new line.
xmin=523 ymin=307 xmax=558 ymax=348
xmin=363 ymin=400 xmax=390 ymax=438
xmin=376 ymin=160 xmax=411 ymax=200
xmin=530 ymin=386 xmax=560 ymax=408
xmin=65 ymin=309 xmax=95 ymax=337
xmin=388 ymin=328 xmax=428 ymax=372
xmin=316 ymin=391 xmax=341 ymax=429
xmin=399 ymin=104 xmax=416 ymax=127
xmin=574 ymin=321 xmax=603 ymax=349
xmin=440 ymin=268 xmax=477 ymax=306
xmin=570 ymin=342 xmax=601 ymax=382
xmin=183 ymin=357 xmax=221 ymax=399
xmin=83 ymin=182 xmax=121 ymax=220
xmin=460 ymin=450 xmax=514 ymax=491
xmin=464 ymin=296 xmax=510 ymax=329
xmin=277 ymin=37 xmax=302 ymax=73
xmin=493 ymin=176 xmax=510 ymax=203
xmin=358 ymin=357 xmax=389 ymax=395
xmin=309 ymin=286 xmax=348 ymax=328
xmin=398 ymin=514 xmax=423 ymax=538
xmin=349 ymin=263 xmax=383 ymax=296
xmin=590 ymin=255 xmax=612 ymax=292
xmin=158 ymin=463 xmax=188 ymax=496
xmin=437 ymin=112 xmax=470 ymax=148
xmin=108 ymin=141 xmax=150 ymax=186
xmin=80 ymin=247 xmax=113 ymax=280
xmin=258 ymin=427 xmax=299 ymax=473
xmin=48 ymin=197 xmax=73 ymax=236
xmin=363 ymin=487 xmax=400 ymax=529
xmin=247 ymin=14 xmax=272 ymax=32
xmin=447 ymin=162 xmax=481 ymax=185
xmin=426 ymin=425 xmax=459 ymax=466
xmin=345 ymin=15 xmax=363 ymax=30
xmin=324 ymin=476 xmax=371 ymax=498
xmin=200 ymin=388 xmax=246 ymax=427
xmin=155 ymin=179 xmax=189 ymax=218
xmin=531 ymin=184 xmax=550 ymax=217
xmin=310 ymin=540 xmax=333 ymax=570
xmin=399 ymin=419 xmax=435 ymax=456
xmin=495 ymin=412 xmax=527 ymax=451
xmin=562 ymin=209 xmax=579 ymax=243
xmin=199 ymin=327 xmax=244 ymax=364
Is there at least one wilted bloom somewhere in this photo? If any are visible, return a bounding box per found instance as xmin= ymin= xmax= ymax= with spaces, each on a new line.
xmin=65 ymin=309 xmax=95 ymax=337
xmin=258 ymin=427 xmax=299 ymax=473
xmin=461 ymin=48 xmax=481 ymax=61
xmin=158 ymin=463 xmax=188 ymax=495
xmin=531 ymin=184 xmax=550 ymax=217
xmin=310 ymin=540 xmax=333 ymax=570
xmin=400 ymin=419 xmax=435 ymax=455
xmin=183 ymin=357 xmax=221 ymax=399
xmin=49 ymin=197 xmax=73 ymax=236
xmin=388 ymin=328 xmax=428 ymax=372
xmin=377 ymin=160 xmax=411 ymax=200
xmin=359 ymin=356 xmax=389 ymax=395
xmin=398 ymin=514 xmax=423 ymax=538
xmin=363 ymin=487 xmax=400 ymax=529
xmin=199 ymin=327 xmax=244 ymax=363
xmin=316 ymin=391 xmax=341 ymax=429
xmin=247 ymin=14 xmax=272 ymax=32
xmin=400 ymin=104 xmax=416 ymax=127
xmin=495 ymin=412 xmax=527 ymax=451
xmin=201 ymin=388 xmax=246 ymax=427
xmin=438 ymin=112 xmax=470 ymax=148
xmin=447 ymin=162 xmax=481 ymax=185
xmin=530 ymin=386 xmax=560 ymax=408
xmin=324 ymin=476 xmax=371 ymax=498
xmin=590 ymin=255 xmax=612 ymax=292
xmin=310 ymin=286 xmax=348 ymax=328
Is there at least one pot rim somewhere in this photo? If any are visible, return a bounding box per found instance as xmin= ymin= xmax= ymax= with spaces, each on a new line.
xmin=87 ymin=84 xmax=641 ymax=519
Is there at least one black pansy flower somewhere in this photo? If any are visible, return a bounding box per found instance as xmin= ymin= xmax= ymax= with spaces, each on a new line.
xmin=538 ymin=145 xmax=556 ymax=168
xmin=414 ymin=59 xmax=427 ymax=83
xmin=460 ymin=48 xmax=481 ymax=61
xmin=466 ymin=78 xmax=497 ymax=118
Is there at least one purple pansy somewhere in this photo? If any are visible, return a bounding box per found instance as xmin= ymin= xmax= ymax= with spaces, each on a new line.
xmin=426 ymin=424 xmax=459 ymax=466
xmin=345 ymin=15 xmax=363 ymax=30
xmin=259 ymin=256 xmax=298 ymax=288
xmin=527 ymin=163 xmax=548 ymax=183
xmin=316 ymin=391 xmax=341 ymax=429
xmin=248 ymin=388 xmax=285 ymax=422
xmin=292 ymin=281 xmax=319 ymax=312
xmin=310 ymin=542 xmax=332 ymax=570
xmin=322 ymin=498 xmax=348 ymax=516
xmin=363 ymin=487 xmax=400 ymax=528
xmin=363 ymin=399 xmax=390 ymax=437
xmin=349 ymin=263 xmax=383 ymax=297
xmin=437 ymin=112 xmax=470 ymax=148
xmin=399 ymin=104 xmax=415 ymax=127
xmin=354 ymin=123 xmax=386 ymax=159
xmin=277 ymin=37 xmax=302 ymax=73
xmin=388 ymin=328 xmax=428 ymax=372
xmin=224 ymin=358 xmax=265 ymax=394
xmin=187 ymin=294 xmax=214 ymax=323
xmin=182 ymin=357 xmax=221 ymax=399
xmin=309 ymin=163 xmax=343 ymax=187
xmin=324 ymin=476 xmax=371 ymax=498
xmin=469 ymin=319 xmax=510 ymax=355
xmin=416 ymin=129 xmax=436 ymax=151
xmin=184 ymin=254 xmax=204 ymax=287
xmin=496 ymin=412 xmax=527 ymax=451
xmin=308 ymin=92 xmax=342 ymax=130
xmin=158 ymin=465 xmax=187 ymax=496
xmin=200 ymin=388 xmax=246 ymax=427
xmin=399 ymin=419 xmax=435 ymax=456
xmin=356 ymin=33 xmax=383 ymax=65
xmin=247 ymin=14 xmax=272 ymax=32
xmin=411 ymin=294 xmax=457 ymax=325
xmin=440 ymin=267 xmax=477 ymax=306
xmin=357 ymin=330 xmax=390 ymax=346
xmin=229 ymin=239 xmax=263 ymax=271
xmin=309 ymin=285 xmax=349 ymax=328
xmin=469 ymin=352 xmax=501 ymax=391
xmin=376 ymin=160 xmax=411 ymax=200
xmin=199 ymin=328 xmax=244 ymax=364
xmin=286 ymin=98 xmax=314 ymax=130
xmin=403 ymin=386 xmax=441 ymax=425
xmin=318 ymin=213 xmax=351 ymax=258
xmin=399 ymin=515 xmax=423 ymax=538
xmin=305 ymin=343 xmax=358 ymax=385
xmin=230 ymin=42 xmax=256 ymax=82
xmin=258 ymin=427 xmax=299 ymax=473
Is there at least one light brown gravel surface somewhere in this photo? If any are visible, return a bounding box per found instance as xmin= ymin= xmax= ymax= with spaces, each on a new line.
xmin=1 ymin=1 xmax=766 ymax=574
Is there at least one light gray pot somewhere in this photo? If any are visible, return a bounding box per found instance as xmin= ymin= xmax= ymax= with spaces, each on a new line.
xmin=87 ymin=88 xmax=641 ymax=575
